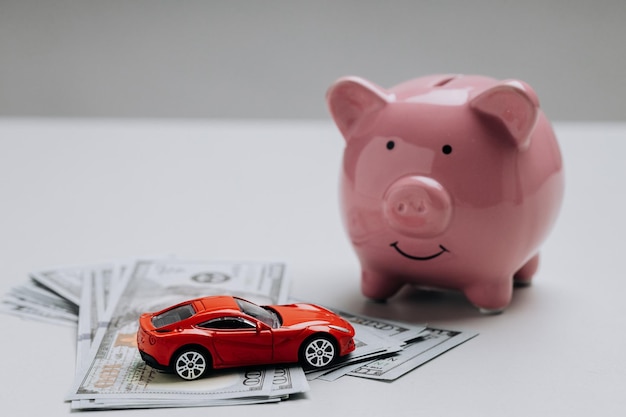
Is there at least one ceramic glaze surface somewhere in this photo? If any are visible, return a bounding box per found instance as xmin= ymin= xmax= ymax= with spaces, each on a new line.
xmin=327 ymin=74 xmax=564 ymax=311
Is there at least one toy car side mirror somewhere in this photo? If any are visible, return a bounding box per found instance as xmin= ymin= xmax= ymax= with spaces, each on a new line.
xmin=256 ymin=321 xmax=267 ymax=333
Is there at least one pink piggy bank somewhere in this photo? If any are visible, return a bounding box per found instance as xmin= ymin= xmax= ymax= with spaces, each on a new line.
xmin=327 ymin=74 xmax=564 ymax=312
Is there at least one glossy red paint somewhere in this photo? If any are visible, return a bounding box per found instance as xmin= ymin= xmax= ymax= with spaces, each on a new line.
xmin=137 ymin=295 xmax=355 ymax=380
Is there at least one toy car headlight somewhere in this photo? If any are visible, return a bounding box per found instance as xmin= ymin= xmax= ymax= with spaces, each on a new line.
xmin=329 ymin=325 xmax=351 ymax=333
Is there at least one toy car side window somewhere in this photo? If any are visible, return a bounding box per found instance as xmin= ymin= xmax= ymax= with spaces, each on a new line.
xmin=197 ymin=317 xmax=256 ymax=330
xmin=152 ymin=304 xmax=196 ymax=329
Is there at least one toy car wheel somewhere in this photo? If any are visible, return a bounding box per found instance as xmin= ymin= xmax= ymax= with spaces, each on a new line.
xmin=301 ymin=335 xmax=337 ymax=369
xmin=173 ymin=348 xmax=209 ymax=380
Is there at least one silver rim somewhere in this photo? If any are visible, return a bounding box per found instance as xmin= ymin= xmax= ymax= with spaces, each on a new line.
xmin=175 ymin=350 xmax=207 ymax=380
xmin=304 ymin=338 xmax=336 ymax=368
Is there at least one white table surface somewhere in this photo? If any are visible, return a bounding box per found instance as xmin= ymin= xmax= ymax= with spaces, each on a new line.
xmin=1 ymin=119 xmax=625 ymax=416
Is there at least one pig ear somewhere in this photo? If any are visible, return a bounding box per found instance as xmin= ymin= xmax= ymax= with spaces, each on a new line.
xmin=326 ymin=76 xmax=390 ymax=140
xmin=469 ymin=80 xmax=540 ymax=151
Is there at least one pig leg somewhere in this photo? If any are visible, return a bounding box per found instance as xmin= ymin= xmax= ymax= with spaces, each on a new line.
xmin=463 ymin=279 xmax=513 ymax=314
xmin=513 ymin=253 xmax=539 ymax=286
xmin=361 ymin=270 xmax=404 ymax=301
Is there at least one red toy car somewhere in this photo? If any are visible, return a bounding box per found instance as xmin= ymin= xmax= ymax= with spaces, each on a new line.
xmin=137 ymin=295 xmax=356 ymax=380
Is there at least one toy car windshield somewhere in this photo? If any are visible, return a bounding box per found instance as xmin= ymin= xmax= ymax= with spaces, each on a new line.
xmin=151 ymin=304 xmax=196 ymax=328
xmin=235 ymin=297 xmax=281 ymax=328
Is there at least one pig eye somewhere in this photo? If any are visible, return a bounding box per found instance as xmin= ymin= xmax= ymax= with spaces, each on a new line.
xmin=442 ymin=144 xmax=453 ymax=155
xmin=386 ymin=140 xmax=395 ymax=150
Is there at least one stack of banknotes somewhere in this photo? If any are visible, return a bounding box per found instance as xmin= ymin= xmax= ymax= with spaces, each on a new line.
xmin=1 ymin=258 xmax=477 ymax=410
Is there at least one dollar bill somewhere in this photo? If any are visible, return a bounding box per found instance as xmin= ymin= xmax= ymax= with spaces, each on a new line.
xmin=76 ymin=270 xmax=96 ymax=372
xmin=73 ymin=262 xmax=131 ymax=409
xmin=305 ymin=324 xmax=404 ymax=380
xmin=331 ymin=308 xmax=427 ymax=344
xmin=76 ymin=262 xmax=122 ymax=373
xmin=346 ymin=327 xmax=478 ymax=381
xmin=0 ymin=297 xmax=77 ymax=326
xmin=30 ymin=263 xmax=95 ymax=306
xmin=72 ymin=365 xmax=308 ymax=410
xmin=75 ymin=396 xmax=282 ymax=410
xmin=1 ymin=280 xmax=78 ymax=325
xmin=306 ymin=309 xmax=428 ymax=381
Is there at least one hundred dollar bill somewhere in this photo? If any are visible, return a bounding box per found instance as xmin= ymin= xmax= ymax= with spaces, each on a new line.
xmin=306 ymin=324 xmax=405 ymax=381
xmin=76 ymin=271 xmax=97 ymax=372
xmin=29 ymin=261 xmax=129 ymax=308
xmin=67 ymin=259 xmax=291 ymax=407
xmin=74 ymin=365 xmax=308 ymax=410
xmin=306 ymin=309 xmax=427 ymax=381
xmin=30 ymin=263 xmax=93 ymax=306
xmin=1 ymin=281 xmax=78 ymax=325
xmin=347 ymin=326 xmax=478 ymax=381
xmin=0 ymin=297 xmax=77 ymax=326
xmin=76 ymin=262 xmax=123 ymax=371
xmin=93 ymin=262 xmax=122 ymax=319
xmin=73 ymin=263 xmax=129 ymax=409
xmin=75 ymin=396 xmax=281 ymax=410
xmin=331 ymin=308 xmax=427 ymax=344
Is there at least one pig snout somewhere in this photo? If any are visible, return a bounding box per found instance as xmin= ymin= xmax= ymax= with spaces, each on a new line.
xmin=383 ymin=176 xmax=452 ymax=238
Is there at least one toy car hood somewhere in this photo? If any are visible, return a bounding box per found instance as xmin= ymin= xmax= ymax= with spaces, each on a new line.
xmin=270 ymin=303 xmax=353 ymax=331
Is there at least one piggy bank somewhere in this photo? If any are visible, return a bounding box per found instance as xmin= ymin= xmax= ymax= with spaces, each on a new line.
xmin=327 ymin=74 xmax=564 ymax=312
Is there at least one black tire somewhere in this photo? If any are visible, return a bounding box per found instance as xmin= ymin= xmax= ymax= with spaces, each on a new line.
xmin=300 ymin=335 xmax=338 ymax=369
xmin=172 ymin=347 xmax=210 ymax=380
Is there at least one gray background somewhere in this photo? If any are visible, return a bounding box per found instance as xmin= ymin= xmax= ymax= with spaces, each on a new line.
xmin=1 ymin=0 xmax=625 ymax=121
